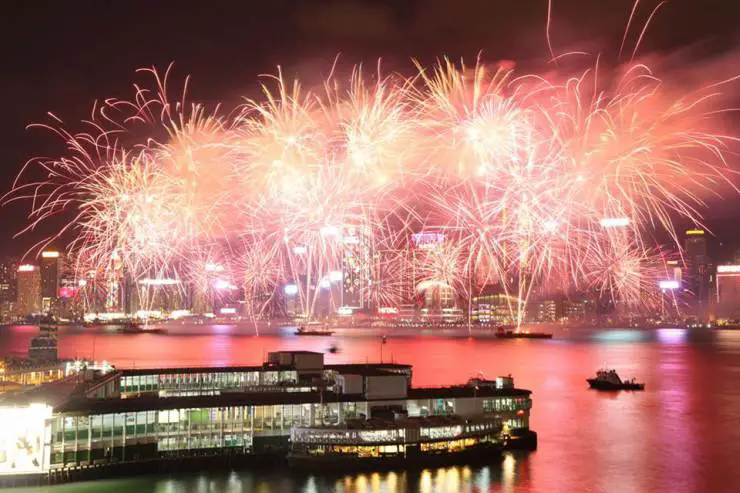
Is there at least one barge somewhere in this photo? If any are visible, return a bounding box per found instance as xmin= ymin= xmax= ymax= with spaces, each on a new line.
xmin=495 ymin=327 xmax=553 ymax=339
xmin=0 ymin=350 xmax=536 ymax=485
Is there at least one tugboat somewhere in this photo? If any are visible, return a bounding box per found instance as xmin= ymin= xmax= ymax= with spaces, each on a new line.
xmin=587 ymin=369 xmax=644 ymax=391
xmin=495 ymin=326 xmax=553 ymax=339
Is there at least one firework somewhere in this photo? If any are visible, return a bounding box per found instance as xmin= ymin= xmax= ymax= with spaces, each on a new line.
xmin=7 ymin=14 xmax=739 ymax=329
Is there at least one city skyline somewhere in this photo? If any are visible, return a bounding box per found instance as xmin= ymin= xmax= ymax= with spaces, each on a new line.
xmin=3 ymin=2 xmax=740 ymax=327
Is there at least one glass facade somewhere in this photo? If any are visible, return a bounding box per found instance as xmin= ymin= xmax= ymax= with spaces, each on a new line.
xmin=482 ymin=397 xmax=532 ymax=413
xmin=0 ymin=357 xmax=533 ymax=478
xmin=119 ymin=369 xmax=299 ymax=396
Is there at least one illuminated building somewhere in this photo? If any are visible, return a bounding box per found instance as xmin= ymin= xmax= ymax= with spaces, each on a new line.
xmin=40 ymin=251 xmax=63 ymax=313
xmin=410 ymin=232 xmax=455 ymax=314
xmin=527 ymin=300 xmax=558 ymax=323
xmin=562 ymin=298 xmax=590 ymax=322
xmin=0 ymin=351 xmax=535 ymax=483
xmin=684 ymin=229 xmax=712 ymax=317
xmin=472 ymin=294 xmax=520 ymax=324
xmin=340 ymin=226 xmax=373 ymax=310
xmin=0 ymin=258 xmax=18 ymax=311
xmin=715 ymin=265 xmax=740 ymax=319
xmin=16 ymin=264 xmax=42 ymax=316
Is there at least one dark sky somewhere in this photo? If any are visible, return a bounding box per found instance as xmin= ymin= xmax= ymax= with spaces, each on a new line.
xmin=1 ymin=0 xmax=739 ymax=258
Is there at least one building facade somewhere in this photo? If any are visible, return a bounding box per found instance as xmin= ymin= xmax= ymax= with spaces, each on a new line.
xmin=16 ymin=264 xmax=41 ymax=317
xmin=0 ymin=351 xmax=534 ymax=481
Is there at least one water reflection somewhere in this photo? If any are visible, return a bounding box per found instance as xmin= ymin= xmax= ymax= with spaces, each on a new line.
xmin=2 ymin=325 xmax=740 ymax=492
xmin=311 ymin=459 xmax=527 ymax=493
xmin=655 ymin=328 xmax=688 ymax=345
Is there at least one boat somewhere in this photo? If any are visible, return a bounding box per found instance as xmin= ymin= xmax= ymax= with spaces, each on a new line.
xmin=495 ymin=327 xmax=552 ymax=339
xmin=587 ymin=369 xmax=644 ymax=391
xmin=296 ymin=325 xmax=334 ymax=336
xmin=118 ymin=323 xmax=167 ymax=335
xmin=288 ymin=414 xmax=505 ymax=469
xmin=327 ymin=343 xmax=340 ymax=354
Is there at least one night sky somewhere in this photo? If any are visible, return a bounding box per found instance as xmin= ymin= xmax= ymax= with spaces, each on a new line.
xmin=1 ymin=0 xmax=739 ymax=259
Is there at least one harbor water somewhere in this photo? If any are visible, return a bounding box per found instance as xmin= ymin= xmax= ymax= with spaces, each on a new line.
xmin=1 ymin=324 xmax=739 ymax=493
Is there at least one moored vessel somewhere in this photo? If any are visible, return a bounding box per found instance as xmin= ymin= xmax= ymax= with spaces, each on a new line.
xmin=117 ymin=322 xmax=167 ymax=335
xmin=296 ymin=325 xmax=334 ymax=336
xmin=587 ymin=369 xmax=644 ymax=391
xmin=495 ymin=327 xmax=553 ymax=339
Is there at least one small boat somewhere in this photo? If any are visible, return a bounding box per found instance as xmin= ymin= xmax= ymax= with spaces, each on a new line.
xmin=296 ymin=326 xmax=334 ymax=336
xmin=118 ymin=323 xmax=167 ymax=335
xmin=587 ymin=369 xmax=644 ymax=391
xmin=327 ymin=344 xmax=340 ymax=354
xmin=496 ymin=327 xmax=552 ymax=339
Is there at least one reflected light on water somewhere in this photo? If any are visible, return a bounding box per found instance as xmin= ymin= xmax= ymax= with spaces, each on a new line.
xmin=227 ymin=471 xmax=242 ymax=492
xmin=434 ymin=468 xmax=446 ymax=491
xmin=656 ymin=328 xmax=687 ymax=345
xmin=592 ymin=330 xmax=648 ymax=343
xmin=370 ymin=472 xmax=381 ymax=493
xmin=355 ymin=473 xmax=368 ymax=493
xmin=474 ymin=466 xmax=491 ymax=492
xmin=304 ymin=476 xmax=318 ymax=493
xmin=419 ymin=470 xmax=432 ymax=493
xmin=502 ymin=454 xmax=516 ymax=492
xmin=196 ymin=475 xmax=207 ymax=493
xmin=445 ymin=467 xmax=460 ymax=492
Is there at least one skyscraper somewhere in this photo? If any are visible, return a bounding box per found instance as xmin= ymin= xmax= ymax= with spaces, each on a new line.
xmin=0 ymin=257 xmax=18 ymax=305
xmin=684 ymin=229 xmax=712 ymax=318
xmin=40 ymin=250 xmax=63 ymax=312
xmin=16 ymin=264 xmax=41 ymax=316
xmin=715 ymin=265 xmax=740 ymax=319
xmin=341 ymin=227 xmax=371 ymax=310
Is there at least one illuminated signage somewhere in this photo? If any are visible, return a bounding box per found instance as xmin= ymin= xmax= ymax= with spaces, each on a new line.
xmin=378 ymin=307 xmax=399 ymax=314
xmin=220 ymin=307 xmax=237 ymax=315
xmin=599 ymin=217 xmax=631 ymax=228
xmin=337 ymin=306 xmax=354 ymax=316
xmin=292 ymin=246 xmax=307 ymax=255
xmin=284 ymin=284 xmax=298 ymax=295
xmin=411 ymin=232 xmax=445 ymax=247
xmin=685 ymin=229 xmax=705 ymax=236
xmin=41 ymin=251 xmax=60 ymax=258
xmin=138 ymin=278 xmax=179 ymax=286
xmin=666 ymin=260 xmax=679 ymax=266
xmin=17 ymin=265 xmax=36 ymax=272
xmin=717 ymin=265 xmax=740 ymax=274
xmin=204 ymin=263 xmax=224 ymax=273
xmin=659 ymin=280 xmax=680 ymax=290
